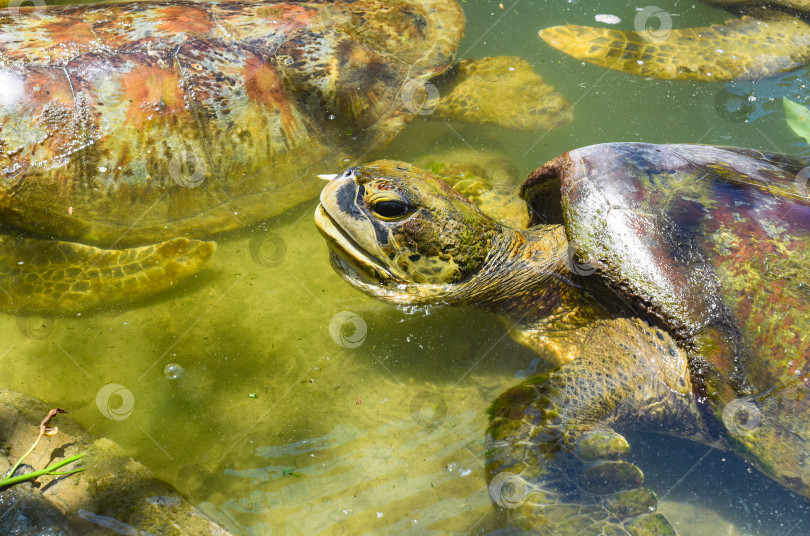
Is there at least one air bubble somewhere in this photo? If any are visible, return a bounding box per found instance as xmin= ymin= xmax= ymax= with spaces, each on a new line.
xmin=164 ymin=363 xmax=184 ymax=380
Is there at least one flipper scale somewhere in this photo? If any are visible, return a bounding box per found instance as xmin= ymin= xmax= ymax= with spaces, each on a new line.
xmin=0 ymin=237 xmax=215 ymax=314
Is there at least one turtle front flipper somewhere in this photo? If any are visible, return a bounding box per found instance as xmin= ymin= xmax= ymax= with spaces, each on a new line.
xmin=540 ymin=13 xmax=810 ymax=81
xmin=0 ymin=236 xmax=215 ymax=315
xmin=487 ymin=317 xmax=705 ymax=534
xmin=432 ymin=56 xmax=573 ymax=130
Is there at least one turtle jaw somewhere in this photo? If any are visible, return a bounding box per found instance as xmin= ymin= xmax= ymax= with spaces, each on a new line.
xmin=314 ymin=203 xmax=402 ymax=287
xmin=315 ymin=204 xmax=458 ymax=305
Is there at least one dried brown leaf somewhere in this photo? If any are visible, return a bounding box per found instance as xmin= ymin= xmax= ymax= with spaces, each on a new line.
xmin=40 ymin=408 xmax=67 ymax=437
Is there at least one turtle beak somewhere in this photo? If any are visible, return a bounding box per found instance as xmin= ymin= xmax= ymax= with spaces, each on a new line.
xmin=314 ymin=205 xmax=397 ymax=285
xmin=315 ymin=170 xmax=402 ymax=284
xmin=319 ymin=173 xmax=367 ymax=223
xmin=319 ymin=166 xmax=360 ymax=182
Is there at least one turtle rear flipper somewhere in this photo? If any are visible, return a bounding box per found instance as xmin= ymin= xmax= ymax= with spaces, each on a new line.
xmin=0 ymin=237 xmax=215 ymax=315
xmin=433 ymin=56 xmax=573 ymax=130
xmin=540 ymin=13 xmax=810 ymax=81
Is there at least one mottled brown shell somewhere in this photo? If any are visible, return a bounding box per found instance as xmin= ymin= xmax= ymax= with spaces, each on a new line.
xmin=526 ymin=143 xmax=810 ymax=493
xmin=0 ymin=0 xmax=464 ymax=245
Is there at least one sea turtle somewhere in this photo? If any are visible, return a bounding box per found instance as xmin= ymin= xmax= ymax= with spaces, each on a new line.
xmin=0 ymin=0 xmax=571 ymax=315
xmin=314 ymin=144 xmax=810 ymax=533
xmin=539 ymin=1 xmax=810 ymax=82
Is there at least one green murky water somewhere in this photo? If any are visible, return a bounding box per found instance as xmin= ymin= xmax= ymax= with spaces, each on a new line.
xmin=2 ymin=0 xmax=809 ymax=534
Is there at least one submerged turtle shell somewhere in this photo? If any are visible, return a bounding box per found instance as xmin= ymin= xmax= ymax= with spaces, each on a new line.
xmin=524 ymin=143 xmax=810 ymax=493
xmin=0 ymin=0 xmax=463 ymax=246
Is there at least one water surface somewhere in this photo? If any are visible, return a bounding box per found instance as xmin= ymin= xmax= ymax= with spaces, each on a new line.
xmin=2 ymin=0 xmax=809 ymax=534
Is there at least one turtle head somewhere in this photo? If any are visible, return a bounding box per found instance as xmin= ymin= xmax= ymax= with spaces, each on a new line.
xmin=315 ymin=161 xmax=501 ymax=305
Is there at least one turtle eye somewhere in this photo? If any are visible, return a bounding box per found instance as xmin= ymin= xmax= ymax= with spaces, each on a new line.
xmin=371 ymin=199 xmax=413 ymax=220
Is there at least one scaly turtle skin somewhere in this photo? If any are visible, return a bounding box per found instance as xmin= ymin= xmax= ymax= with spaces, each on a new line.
xmin=314 ymin=145 xmax=810 ymax=534
xmin=540 ymin=0 xmax=810 ymax=81
xmin=0 ymin=0 xmax=571 ymax=314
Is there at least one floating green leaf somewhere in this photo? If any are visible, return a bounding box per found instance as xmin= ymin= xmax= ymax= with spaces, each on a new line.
xmin=783 ymin=98 xmax=810 ymax=143
xmin=282 ymin=468 xmax=302 ymax=477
